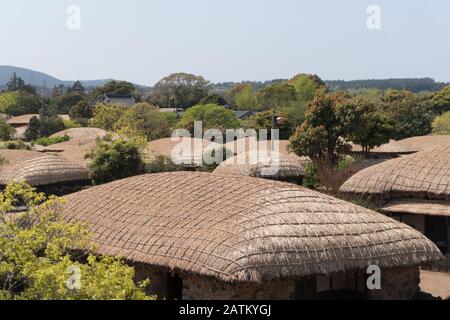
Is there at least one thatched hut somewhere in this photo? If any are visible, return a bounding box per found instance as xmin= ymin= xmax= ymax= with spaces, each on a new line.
xmin=0 ymin=149 xmax=90 ymax=195
xmin=61 ymin=172 xmax=442 ymax=300
xmin=341 ymin=145 xmax=450 ymax=270
xmin=145 ymin=138 xmax=221 ymax=167
xmin=213 ymin=150 xmax=306 ymax=185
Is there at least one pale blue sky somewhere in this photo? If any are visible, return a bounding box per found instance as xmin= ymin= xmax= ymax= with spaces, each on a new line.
xmin=1 ymin=0 xmax=449 ymax=85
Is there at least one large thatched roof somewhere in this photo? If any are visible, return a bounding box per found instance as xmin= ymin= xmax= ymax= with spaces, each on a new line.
xmin=50 ymin=128 xmax=107 ymax=140
xmin=351 ymin=135 xmax=450 ymax=154
xmin=213 ymin=151 xmax=305 ymax=179
xmin=145 ymin=138 xmax=220 ymax=167
xmin=6 ymin=114 xmax=38 ymax=126
xmin=0 ymin=149 xmax=89 ymax=186
xmin=381 ymin=199 xmax=450 ymax=217
xmin=340 ymin=145 xmax=450 ymax=200
xmin=61 ymin=172 xmax=442 ymax=283
xmin=224 ymin=138 xmax=291 ymax=156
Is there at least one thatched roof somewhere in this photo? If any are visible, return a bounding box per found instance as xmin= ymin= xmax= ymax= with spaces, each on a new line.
xmin=340 ymin=145 xmax=450 ymax=200
xmin=145 ymin=138 xmax=220 ymax=167
xmin=213 ymin=151 xmax=305 ymax=179
xmin=0 ymin=150 xmax=89 ymax=186
xmin=224 ymin=138 xmax=290 ymax=156
xmin=50 ymin=127 xmax=107 ymax=140
xmin=351 ymin=135 xmax=450 ymax=154
xmin=61 ymin=172 xmax=442 ymax=283
xmin=6 ymin=114 xmax=38 ymax=126
xmin=381 ymin=199 xmax=450 ymax=217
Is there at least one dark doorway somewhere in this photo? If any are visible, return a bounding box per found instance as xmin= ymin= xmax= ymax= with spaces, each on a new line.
xmin=425 ymin=216 xmax=448 ymax=254
xmin=166 ymin=273 xmax=183 ymax=300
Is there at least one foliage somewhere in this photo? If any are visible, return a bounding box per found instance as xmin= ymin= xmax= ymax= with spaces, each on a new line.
xmin=2 ymin=140 xmax=31 ymax=150
xmin=93 ymin=80 xmax=136 ymax=98
xmin=233 ymin=84 xmax=259 ymax=111
xmin=289 ymin=91 xmax=350 ymax=166
xmin=0 ymin=182 xmax=151 ymax=300
xmin=432 ymin=111 xmax=450 ymax=135
xmin=89 ymin=104 xmax=127 ymax=131
xmin=5 ymin=73 xmax=36 ymax=95
xmin=115 ymin=103 xmax=171 ymax=141
xmin=243 ymin=110 xmax=293 ymax=140
xmin=178 ymin=104 xmax=239 ymax=134
xmin=68 ymin=100 xmax=94 ymax=125
xmin=289 ymin=73 xmax=326 ymax=102
xmin=144 ymin=155 xmax=183 ymax=174
xmin=0 ymin=91 xmax=42 ymax=116
xmin=34 ymin=135 xmax=70 ymax=147
xmin=148 ymin=73 xmax=210 ymax=109
xmin=431 ymin=85 xmax=450 ymax=115
xmin=86 ymin=137 xmax=144 ymax=185
xmin=0 ymin=119 xmax=15 ymax=141
xmin=256 ymin=83 xmax=297 ymax=110
xmin=24 ymin=107 xmax=66 ymax=141
xmin=199 ymin=94 xmax=228 ymax=106
xmin=50 ymin=92 xmax=85 ymax=114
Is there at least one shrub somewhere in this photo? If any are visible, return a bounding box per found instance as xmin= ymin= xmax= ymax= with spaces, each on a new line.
xmin=34 ymin=135 xmax=70 ymax=146
xmin=3 ymin=140 xmax=31 ymax=150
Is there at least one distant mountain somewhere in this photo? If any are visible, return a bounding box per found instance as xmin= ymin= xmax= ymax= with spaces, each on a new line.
xmin=0 ymin=65 xmax=118 ymax=89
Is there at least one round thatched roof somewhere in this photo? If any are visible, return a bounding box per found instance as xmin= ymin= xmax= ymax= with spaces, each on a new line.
xmin=6 ymin=114 xmax=38 ymax=126
xmin=50 ymin=127 xmax=107 ymax=140
xmin=224 ymin=138 xmax=290 ymax=156
xmin=145 ymin=138 xmax=221 ymax=167
xmin=61 ymin=172 xmax=442 ymax=283
xmin=0 ymin=150 xmax=89 ymax=186
xmin=351 ymin=135 xmax=450 ymax=154
xmin=340 ymin=145 xmax=450 ymax=200
xmin=213 ymin=151 xmax=305 ymax=179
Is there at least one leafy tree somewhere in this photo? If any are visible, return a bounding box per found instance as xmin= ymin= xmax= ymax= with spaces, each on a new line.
xmin=289 ymin=74 xmax=326 ymax=102
xmin=68 ymin=81 xmax=85 ymax=95
xmin=431 ymin=85 xmax=450 ymax=115
xmin=115 ymin=103 xmax=172 ymax=141
xmin=94 ymin=80 xmax=136 ymax=98
xmin=50 ymin=92 xmax=85 ymax=114
xmin=0 ymin=182 xmax=151 ymax=300
xmin=336 ymin=97 xmax=395 ymax=154
xmin=199 ymin=94 xmax=228 ymax=106
xmin=256 ymin=83 xmax=297 ymax=110
xmin=243 ymin=110 xmax=293 ymax=140
xmin=0 ymin=119 xmax=15 ymax=141
xmin=432 ymin=111 xmax=450 ymax=135
xmin=24 ymin=106 xmax=65 ymax=141
xmin=69 ymin=100 xmax=94 ymax=126
xmin=34 ymin=135 xmax=70 ymax=146
xmin=233 ymin=84 xmax=259 ymax=110
xmin=148 ymin=73 xmax=210 ymax=109
xmin=89 ymin=104 xmax=127 ymax=131
xmin=0 ymin=91 xmax=42 ymax=116
xmin=381 ymin=90 xmax=433 ymax=139
xmin=289 ymin=90 xmax=350 ymax=166
xmin=86 ymin=137 xmax=144 ymax=184
xmin=178 ymin=104 xmax=239 ymax=134
xmin=6 ymin=73 xmax=36 ymax=95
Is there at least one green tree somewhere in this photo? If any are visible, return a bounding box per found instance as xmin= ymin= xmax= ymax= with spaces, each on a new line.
xmin=0 ymin=182 xmax=151 ymax=300
xmin=256 ymin=83 xmax=297 ymax=110
xmin=198 ymin=94 xmax=228 ymax=106
xmin=0 ymin=119 xmax=15 ymax=141
xmin=69 ymin=100 xmax=94 ymax=126
xmin=1 ymin=91 xmax=42 ymax=116
xmin=94 ymin=80 xmax=136 ymax=98
xmin=148 ymin=73 xmax=210 ymax=109
xmin=431 ymin=85 xmax=450 ymax=115
xmin=89 ymin=104 xmax=127 ymax=131
xmin=432 ymin=111 xmax=450 ymax=135
xmin=243 ymin=110 xmax=293 ymax=140
xmin=86 ymin=137 xmax=144 ymax=184
xmin=289 ymin=91 xmax=350 ymax=166
xmin=178 ymin=104 xmax=239 ymax=134
xmin=50 ymin=92 xmax=85 ymax=114
xmin=337 ymin=97 xmax=395 ymax=154
xmin=289 ymin=73 xmax=326 ymax=102
xmin=24 ymin=106 xmax=65 ymax=140
xmin=6 ymin=73 xmax=36 ymax=95
xmin=115 ymin=103 xmax=172 ymax=141
xmin=234 ymin=84 xmax=259 ymax=110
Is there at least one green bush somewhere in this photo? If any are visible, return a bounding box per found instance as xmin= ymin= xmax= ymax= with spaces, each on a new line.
xmin=34 ymin=135 xmax=70 ymax=146
xmin=3 ymin=140 xmax=31 ymax=150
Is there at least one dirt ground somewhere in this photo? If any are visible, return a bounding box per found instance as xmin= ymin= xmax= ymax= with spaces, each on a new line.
xmin=420 ymin=270 xmax=450 ymax=300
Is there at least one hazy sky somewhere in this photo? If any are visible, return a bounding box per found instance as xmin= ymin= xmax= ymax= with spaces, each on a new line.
xmin=1 ymin=0 xmax=449 ymax=85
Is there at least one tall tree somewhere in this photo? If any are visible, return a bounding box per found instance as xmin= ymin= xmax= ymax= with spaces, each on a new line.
xmin=289 ymin=73 xmax=326 ymax=102
xmin=256 ymin=83 xmax=297 ymax=110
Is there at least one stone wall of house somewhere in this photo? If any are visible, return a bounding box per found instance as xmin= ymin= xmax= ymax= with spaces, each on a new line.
xmin=182 ymin=275 xmax=296 ymax=300
xmin=367 ymin=266 xmax=420 ymax=300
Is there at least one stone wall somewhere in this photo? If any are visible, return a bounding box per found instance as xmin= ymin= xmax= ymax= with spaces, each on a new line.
xmin=367 ymin=266 xmax=420 ymax=300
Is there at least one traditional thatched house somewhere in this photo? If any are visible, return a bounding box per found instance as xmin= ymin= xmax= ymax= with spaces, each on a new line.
xmin=145 ymin=138 xmax=221 ymax=167
xmin=0 ymin=149 xmax=90 ymax=195
xmin=213 ymin=151 xmax=306 ymax=185
xmin=341 ymin=145 xmax=450 ymax=270
xmin=61 ymin=172 xmax=443 ymax=300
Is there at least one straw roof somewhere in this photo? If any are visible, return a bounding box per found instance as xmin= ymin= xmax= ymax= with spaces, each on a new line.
xmin=145 ymin=138 xmax=221 ymax=167
xmin=381 ymin=199 xmax=450 ymax=217
xmin=61 ymin=171 xmax=442 ymax=283
xmin=224 ymin=138 xmax=290 ymax=156
xmin=351 ymin=135 xmax=450 ymax=154
xmin=6 ymin=114 xmax=38 ymax=126
xmin=213 ymin=151 xmax=305 ymax=180
xmin=0 ymin=150 xmax=89 ymax=186
xmin=340 ymin=145 xmax=450 ymax=200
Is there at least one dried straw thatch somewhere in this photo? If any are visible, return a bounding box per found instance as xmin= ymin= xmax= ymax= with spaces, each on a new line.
xmin=0 ymin=149 xmax=89 ymax=186
xmin=145 ymin=138 xmax=220 ymax=167
xmin=50 ymin=128 xmax=107 ymax=140
xmin=6 ymin=114 xmax=38 ymax=126
xmin=340 ymin=145 xmax=450 ymax=200
xmin=61 ymin=171 xmax=442 ymax=283
xmin=351 ymin=135 xmax=450 ymax=155
xmin=381 ymin=199 xmax=450 ymax=217
xmin=224 ymin=138 xmax=291 ymax=156
xmin=213 ymin=150 xmax=305 ymax=180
